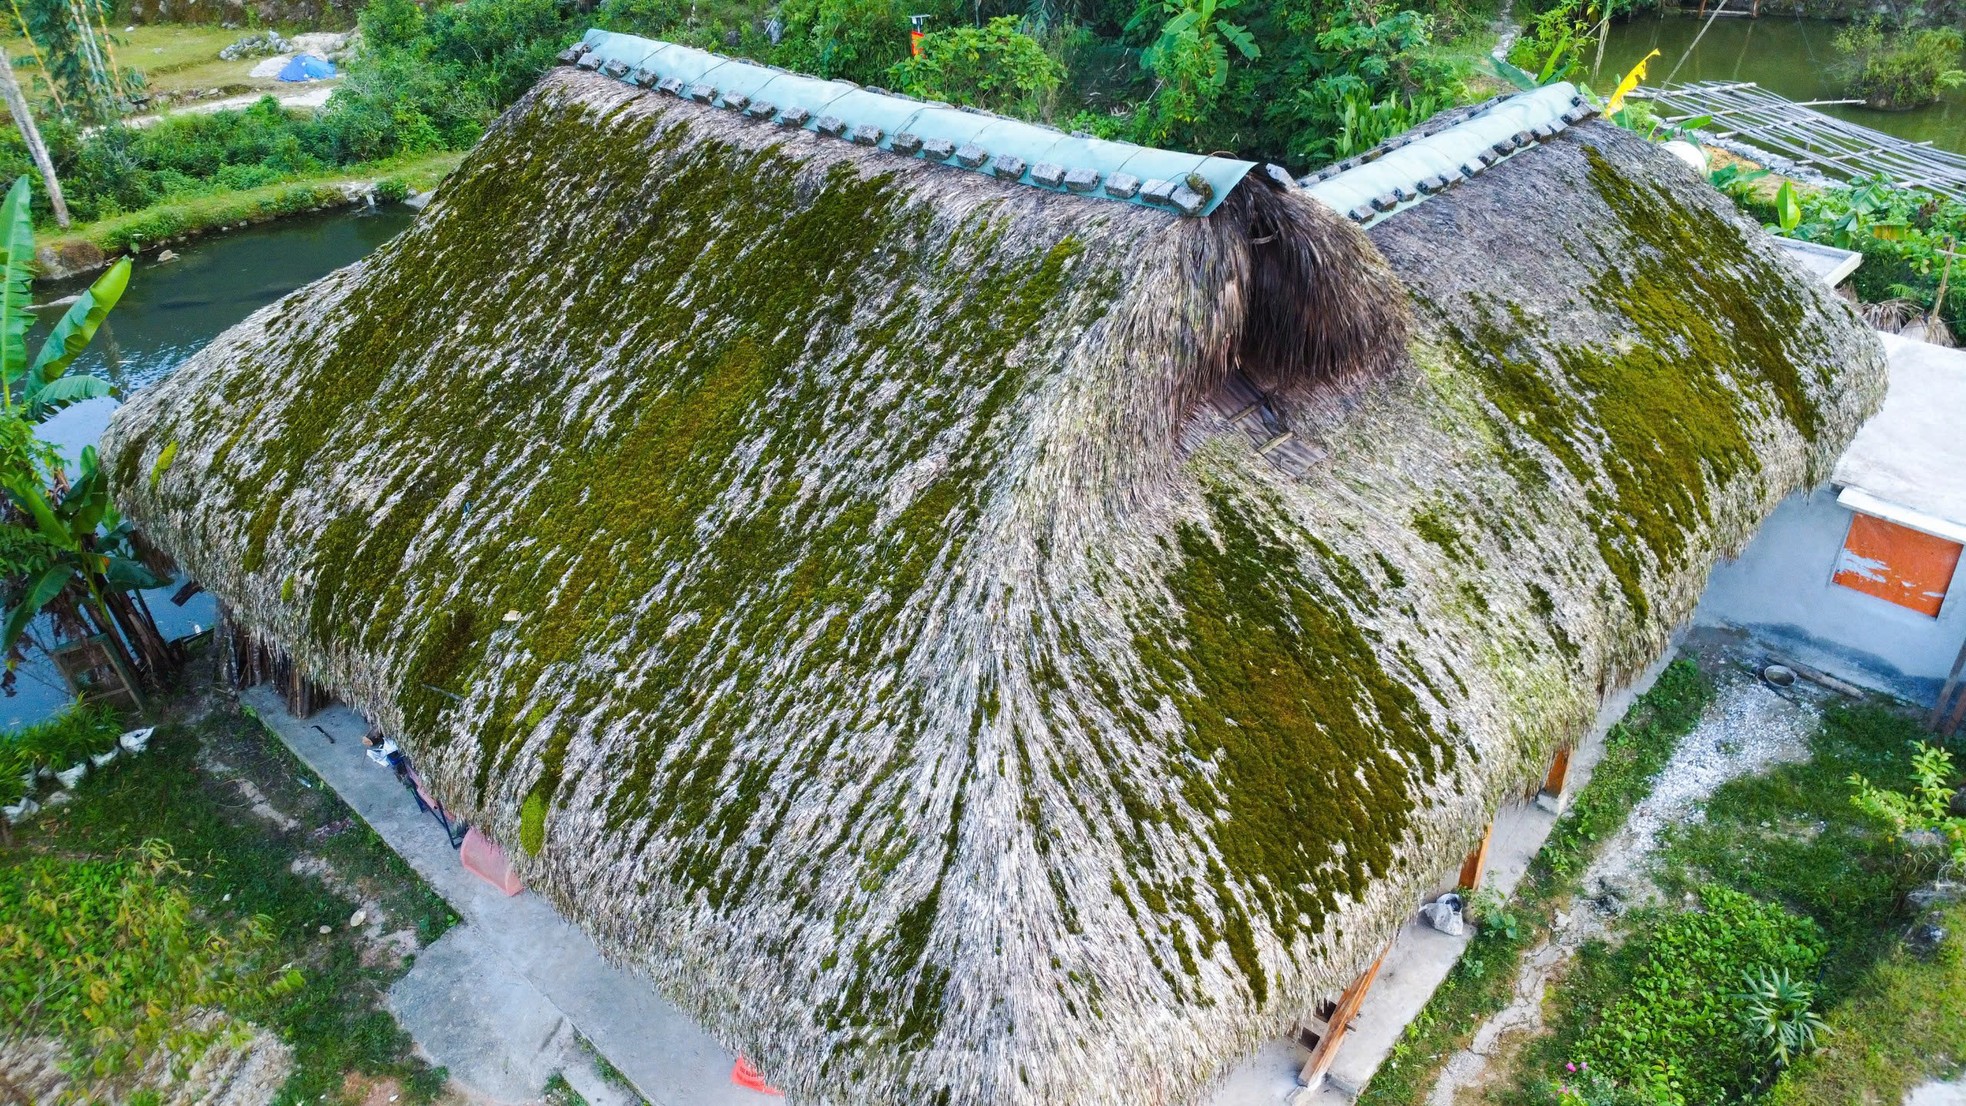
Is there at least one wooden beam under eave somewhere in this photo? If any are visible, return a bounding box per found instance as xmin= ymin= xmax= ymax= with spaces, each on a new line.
xmin=1458 ymin=820 xmax=1494 ymax=892
xmin=1299 ymin=943 xmax=1391 ymax=1087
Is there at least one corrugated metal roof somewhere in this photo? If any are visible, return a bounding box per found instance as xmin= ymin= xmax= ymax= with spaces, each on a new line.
xmin=565 ymin=31 xmax=1259 ymax=216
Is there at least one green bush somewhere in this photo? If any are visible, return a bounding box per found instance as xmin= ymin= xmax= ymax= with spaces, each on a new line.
xmin=1835 ymin=22 xmax=1966 ymax=110
xmin=890 ymin=18 xmax=1065 ymax=116
xmin=6 ymin=700 xmax=122 ymax=770
xmin=1570 ymin=885 xmax=1826 ymax=1103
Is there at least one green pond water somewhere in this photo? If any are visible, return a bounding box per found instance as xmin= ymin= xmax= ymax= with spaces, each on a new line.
xmin=3 ymin=205 xmax=416 ymax=728
xmin=1598 ymin=13 xmax=1966 ymax=157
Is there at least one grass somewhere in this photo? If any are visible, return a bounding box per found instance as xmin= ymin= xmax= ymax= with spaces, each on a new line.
xmin=1356 ymin=659 xmax=1718 ymax=1106
xmin=1370 ymin=673 xmax=1963 ymax=1106
xmin=1501 ymin=700 xmax=1958 ymax=1106
xmin=1770 ymin=901 xmax=1966 ymax=1106
xmin=3 ymin=678 xmax=456 ymax=1106
xmin=576 ymin=1030 xmax=651 ymax=1104
xmin=2 ymin=24 xmax=315 ymax=102
xmin=40 ymin=148 xmax=462 ymax=259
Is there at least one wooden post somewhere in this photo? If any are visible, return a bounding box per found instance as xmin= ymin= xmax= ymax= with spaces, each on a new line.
xmin=1299 ymin=943 xmax=1390 ymax=1087
xmin=1930 ymin=637 xmax=1966 ymax=735
xmin=1541 ymin=750 xmax=1572 ymax=801
xmin=1458 ymin=820 xmax=1494 ymax=892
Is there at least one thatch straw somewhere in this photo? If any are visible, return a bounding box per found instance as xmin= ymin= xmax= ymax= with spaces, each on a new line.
xmin=102 ymin=69 xmax=1882 ymax=1106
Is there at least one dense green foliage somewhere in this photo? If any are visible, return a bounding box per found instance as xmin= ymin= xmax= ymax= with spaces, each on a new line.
xmin=8 ymin=698 xmax=455 ymax=1105
xmin=0 ymin=840 xmax=299 ymax=1087
xmin=1513 ymin=702 xmax=1957 ymax=1106
xmin=0 ymin=0 xmax=1504 ymax=228
xmin=1834 ymin=21 xmax=1966 ymax=109
xmin=1559 ymin=886 xmax=1826 ymax=1103
xmin=0 ymin=699 xmax=120 ymax=804
xmin=1731 ymin=173 xmax=1966 ymax=339
xmin=889 ymin=17 xmax=1064 ymax=117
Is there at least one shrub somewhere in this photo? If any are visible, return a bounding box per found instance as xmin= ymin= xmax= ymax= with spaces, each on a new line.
xmin=7 ymin=700 xmax=122 ymax=770
xmin=772 ymin=0 xmax=914 ymax=84
xmin=889 ymin=17 xmax=1065 ymax=117
xmin=1835 ymin=22 xmax=1966 ymax=110
xmin=1571 ymin=885 xmax=1826 ymax=1103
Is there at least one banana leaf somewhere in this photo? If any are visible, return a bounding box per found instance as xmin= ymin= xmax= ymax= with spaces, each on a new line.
xmin=26 ymin=375 xmax=113 ymax=420
xmin=24 ymin=257 xmax=130 ymax=416
xmin=2 ymin=562 xmax=72 ymax=654
xmin=0 ymin=178 xmax=35 ymax=403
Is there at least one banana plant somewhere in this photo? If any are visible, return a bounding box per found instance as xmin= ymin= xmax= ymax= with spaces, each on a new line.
xmin=0 ymin=443 xmax=168 ymax=663
xmin=0 ymin=175 xmax=130 ymax=422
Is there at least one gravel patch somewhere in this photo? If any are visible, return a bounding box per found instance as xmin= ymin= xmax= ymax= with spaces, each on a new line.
xmin=1592 ymin=669 xmax=1822 ymax=895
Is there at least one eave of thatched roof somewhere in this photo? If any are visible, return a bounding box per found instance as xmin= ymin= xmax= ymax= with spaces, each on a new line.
xmin=102 ymin=63 xmax=1883 ymax=1106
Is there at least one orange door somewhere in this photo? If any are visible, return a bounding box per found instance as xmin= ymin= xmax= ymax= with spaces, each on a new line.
xmin=1833 ymin=513 xmax=1963 ymax=617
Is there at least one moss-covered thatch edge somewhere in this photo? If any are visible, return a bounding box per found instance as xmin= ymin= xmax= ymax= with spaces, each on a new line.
xmin=101 ymin=72 xmax=1884 ymax=1106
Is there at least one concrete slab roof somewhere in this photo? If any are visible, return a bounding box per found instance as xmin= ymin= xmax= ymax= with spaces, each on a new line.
xmin=1773 ymin=237 xmax=1863 ymax=287
xmin=1833 ymin=332 xmax=1966 ymax=540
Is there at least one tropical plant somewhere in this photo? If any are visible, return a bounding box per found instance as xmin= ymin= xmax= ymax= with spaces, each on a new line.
xmin=889 ymin=17 xmax=1065 ymax=117
xmin=0 ymin=173 xmax=171 ymax=688
xmin=1 ymin=439 xmax=173 ymax=672
xmin=6 ymin=697 xmax=119 ymax=769
xmin=1733 ymin=965 xmax=1829 ymax=1072
xmin=1770 ymin=179 xmax=1802 ymax=236
xmin=11 ymin=0 xmax=136 ymax=123
xmin=1708 ymin=162 xmax=1770 ymax=193
xmin=1129 ymin=0 xmax=1259 ymax=143
xmin=1505 ymin=0 xmax=1594 ymax=87
xmin=1849 ymin=741 xmax=1966 ymax=872
xmin=1835 ymin=21 xmax=1966 ymax=110
xmin=0 ymin=177 xmax=126 ymax=420
xmin=773 ymin=0 xmax=912 ymax=84
xmin=1571 ymin=885 xmax=1824 ymax=1103
xmin=1287 ymin=4 xmax=1460 ymax=163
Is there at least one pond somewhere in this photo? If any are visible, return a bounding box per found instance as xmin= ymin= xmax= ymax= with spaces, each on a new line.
xmin=1598 ymin=14 xmax=1966 ymax=158
xmin=4 ymin=205 xmax=417 ymax=728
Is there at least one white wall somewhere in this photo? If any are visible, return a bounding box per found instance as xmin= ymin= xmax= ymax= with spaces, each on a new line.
xmin=1695 ymin=485 xmax=1966 ymax=705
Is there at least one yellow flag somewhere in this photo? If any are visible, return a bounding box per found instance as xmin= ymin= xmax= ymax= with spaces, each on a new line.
xmin=1605 ymin=49 xmax=1661 ymax=115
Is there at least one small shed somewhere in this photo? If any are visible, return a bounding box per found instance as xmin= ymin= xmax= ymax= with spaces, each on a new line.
xmin=1697 ymin=332 xmax=1966 ymax=709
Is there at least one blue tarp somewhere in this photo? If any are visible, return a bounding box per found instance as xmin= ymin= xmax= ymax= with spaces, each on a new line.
xmin=276 ymin=54 xmax=336 ymax=82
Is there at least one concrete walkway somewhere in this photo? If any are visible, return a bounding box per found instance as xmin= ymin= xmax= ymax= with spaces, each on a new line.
xmin=242 ymin=687 xmax=774 ymax=1106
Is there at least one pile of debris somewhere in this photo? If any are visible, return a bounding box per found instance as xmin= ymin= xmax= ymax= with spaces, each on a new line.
xmin=219 ymin=30 xmax=290 ymax=59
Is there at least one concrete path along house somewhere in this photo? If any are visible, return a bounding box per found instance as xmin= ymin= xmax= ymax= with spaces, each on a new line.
xmin=242 ymin=686 xmax=776 ymax=1106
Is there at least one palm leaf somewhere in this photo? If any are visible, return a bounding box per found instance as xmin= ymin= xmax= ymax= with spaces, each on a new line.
xmin=25 ymin=257 xmax=130 ymax=413
xmin=0 ymin=176 xmax=36 ymax=406
xmin=1487 ymin=55 xmax=1540 ymax=91
xmin=26 ymin=374 xmax=112 ymax=420
xmin=2 ymin=562 xmax=73 ymax=654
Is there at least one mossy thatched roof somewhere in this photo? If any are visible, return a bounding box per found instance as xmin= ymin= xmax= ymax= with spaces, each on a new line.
xmin=103 ymin=62 xmax=1883 ymax=1106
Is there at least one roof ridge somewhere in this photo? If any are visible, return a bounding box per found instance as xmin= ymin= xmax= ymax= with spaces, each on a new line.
xmin=559 ymin=31 xmax=1269 ymax=217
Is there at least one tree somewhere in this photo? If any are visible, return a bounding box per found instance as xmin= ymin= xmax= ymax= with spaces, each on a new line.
xmin=889 ymin=18 xmax=1064 ymax=118
xmin=1130 ymin=0 xmax=1258 ymax=145
xmin=0 ymin=175 xmax=171 ymax=688
xmin=0 ymin=50 xmax=70 ymax=227
xmin=13 ymin=0 xmax=132 ymax=123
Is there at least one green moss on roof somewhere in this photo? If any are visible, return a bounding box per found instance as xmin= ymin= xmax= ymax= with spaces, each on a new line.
xmin=103 ymin=79 xmax=1885 ymax=1106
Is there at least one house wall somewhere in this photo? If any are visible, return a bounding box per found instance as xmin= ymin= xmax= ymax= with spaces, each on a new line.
xmin=1695 ymin=485 xmax=1966 ymax=704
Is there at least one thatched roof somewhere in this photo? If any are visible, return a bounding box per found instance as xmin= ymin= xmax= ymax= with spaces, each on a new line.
xmin=102 ymin=52 xmax=1882 ymax=1106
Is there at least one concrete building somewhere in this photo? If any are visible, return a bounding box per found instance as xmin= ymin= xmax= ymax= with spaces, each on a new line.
xmin=1697 ymin=332 xmax=1966 ymax=711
